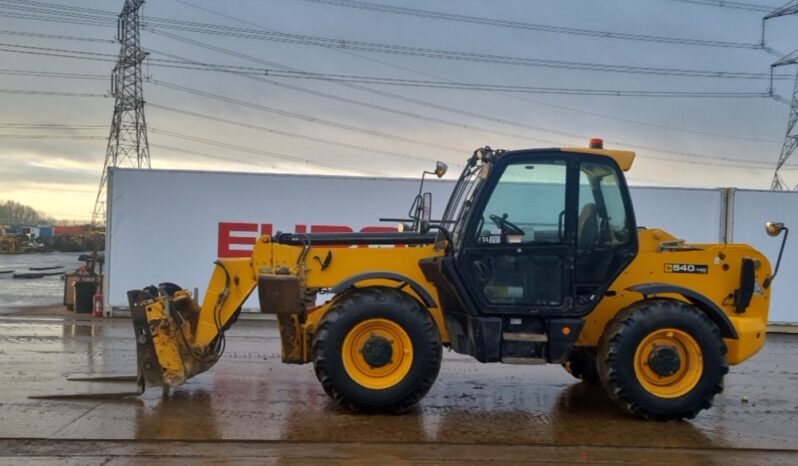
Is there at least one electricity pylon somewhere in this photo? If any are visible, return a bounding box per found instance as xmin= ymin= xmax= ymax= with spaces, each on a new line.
xmin=764 ymin=1 xmax=798 ymax=190
xmin=770 ymin=52 xmax=798 ymax=190
xmin=91 ymin=0 xmax=150 ymax=226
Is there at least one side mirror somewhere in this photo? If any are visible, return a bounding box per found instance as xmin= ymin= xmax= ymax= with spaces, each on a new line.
xmin=418 ymin=192 xmax=433 ymax=233
xmin=434 ymin=161 xmax=448 ymax=178
xmin=765 ymin=221 xmax=785 ymax=237
xmin=422 ymin=192 xmax=432 ymax=223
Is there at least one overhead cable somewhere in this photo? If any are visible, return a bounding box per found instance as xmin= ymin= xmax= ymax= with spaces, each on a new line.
xmin=137 ymin=50 xmax=781 ymax=96
xmin=149 ymin=143 xmax=285 ymax=172
xmin=0 ymin=88 xmax=107 ymax=97
xmin=294 ymin=0 xmax=764 ymax=49
xmin=0 ymin=134 xmax=105 ymax=139
xmin=0 ymin=29 xmax=115 ymax=43
xmin=149 ymin=103 xmax=459 ymax=166
xmin=664 ymin=0 xmax=775 ymax=13
xmin=0 ymin=123 xmax=106 ymax=129
xmin=149 ymin=79 xmax=468 ymax=154
xmin=0 ymin=0 xmax=790 ymax=80
xmin=147 ymin=34 xmax=779 ymax=166
xmin=0 ymin=68 xmax=107 ymax=80
xmin=140 ymin=23 xmax=786 ymax=80
xmin=149 ymin=128 xmax=387 ymax=176
xmin=174 ymin=1 xmax=785 ymax=144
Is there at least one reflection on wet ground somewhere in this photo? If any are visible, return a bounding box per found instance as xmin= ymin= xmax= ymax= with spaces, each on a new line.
xmin=0 ymin=316 xmax=796 ymax=464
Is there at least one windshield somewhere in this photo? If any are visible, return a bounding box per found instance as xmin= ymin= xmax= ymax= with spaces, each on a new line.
xmin=438 ymin=159 xmax=486 ymax=250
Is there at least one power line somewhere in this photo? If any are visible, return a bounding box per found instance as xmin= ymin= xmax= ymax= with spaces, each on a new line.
xmin=150 ymin=142 xmax=285 ymax=172
xmin=0 ymin=0 xmax=115 ymax=21
xmin=0 ymin=8 xmax=113 ymax=30
xmin=179 ymin=1 xmax=784 ymax=144
xmin=146 ymin=43 xmax=569 ymax=148
xmin=149 ymin=128 xmax=387 ymax=176
xmin=0 ymin=45 xmax=116 ymax=63
xmin=1 ymin=0 xmax=790 ymax=81
xmin=0 ymin=134 xmax=105 ymax=139
xmin=0 ymin=29 xmax=115 ymax=43
xmin=0 ymin=68 xmax=107 ymax=80
xmin=6 ymin=0 xmax=788 ymax=169
xmin=142 ymin=23 xmax=786 ymax=80
xmin=150 ymin=28 xmax=776 ymax=157
xmin=293 ymin=0 xmax=764 ymax=49
xmin=0 ymin=11 xmax=111 ymax=27
xmin=9 ymin=39 xmax=768 ymax=99
xmin=0 ymin=123 xmax=106 ymax=129
xmin=149 ymin=126 xmax=781 ymax=170
xmin=0 ymin=0 xmax=115 ymax=17
xmin=148 ymin=103 xmax=457 ymax=166
xmin=147 ymin=71 xmax=774 ymax=169
xmin=147 ymin=31 xmax=778 ymax=167
xmin=149 ymin=78 xmax=468 ymax=154
xmin=664 ymin=0 xmax=776 ymax=13
xmin=0 ymin=42 xmax=118 ymax=59
xmin=0 ymin=88 xmax=107 ymax=97
xmin=140 ymin=50 xmax=780 ymax=97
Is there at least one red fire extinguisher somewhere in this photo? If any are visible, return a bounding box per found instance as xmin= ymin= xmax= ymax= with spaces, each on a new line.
xmin=93 ymin=292 xmax=104 ymax=318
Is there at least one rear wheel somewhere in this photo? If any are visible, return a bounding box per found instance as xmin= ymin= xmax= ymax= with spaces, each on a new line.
xmin=597 ymin=299 xmax=727 ymax=420
xmin=563 ymin=348 xmax=600 ymax=384
xmin=312 ymin=287 xmax=442 ymax=412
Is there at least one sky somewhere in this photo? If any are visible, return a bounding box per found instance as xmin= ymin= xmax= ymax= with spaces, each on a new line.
xmin=0 ymin=0 xmax=796 ymax=222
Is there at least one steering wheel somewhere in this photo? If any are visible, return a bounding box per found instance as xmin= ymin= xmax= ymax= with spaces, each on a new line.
xmin=489 ymin=214 xmax=525 ymax=236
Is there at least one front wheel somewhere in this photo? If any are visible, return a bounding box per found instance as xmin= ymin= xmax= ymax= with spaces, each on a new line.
xmin=597 ymin=299 xmax=728 ymax=420
xmin=312 ymin=287 xmax=442 ymax=413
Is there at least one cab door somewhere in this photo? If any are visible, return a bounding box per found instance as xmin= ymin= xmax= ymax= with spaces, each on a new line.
xmin=455 ymin=156 xmax=576 ymax=315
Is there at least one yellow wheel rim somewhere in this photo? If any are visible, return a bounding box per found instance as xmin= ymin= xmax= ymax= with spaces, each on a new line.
xmin=634 ymin=328 xmax=703 ymax=399
xmin=342 ymin=318 xmax=413 ymax=390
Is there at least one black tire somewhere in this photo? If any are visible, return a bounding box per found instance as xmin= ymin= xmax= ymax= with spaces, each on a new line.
xmin=597 ymin=299 xmax=728 ymax=421
xmin=563 ymin=348 xmax=600 ymax=385
xmin=312 ymin=287 xmax=442 ymax=413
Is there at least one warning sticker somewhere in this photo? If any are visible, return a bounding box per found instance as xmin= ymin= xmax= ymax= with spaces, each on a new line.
xmin=664 ymin=263 xmax=709 ymax=274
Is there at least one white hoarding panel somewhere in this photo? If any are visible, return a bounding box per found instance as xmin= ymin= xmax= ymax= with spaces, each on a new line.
xmin=630 ymin=187 xmax=723 ymax=243
xmin=732 ymin=190 xmax=798 ymax=324
xmin=107 ymin=168 xmax=454 ymax=310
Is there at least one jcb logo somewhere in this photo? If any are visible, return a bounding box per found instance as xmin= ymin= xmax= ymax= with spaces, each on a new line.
xmin=665 ymin=263 xmax=708 ymax=274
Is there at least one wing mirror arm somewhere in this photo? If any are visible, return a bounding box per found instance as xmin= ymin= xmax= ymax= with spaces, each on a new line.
xmin=409 ymin=162 xmax=448 ymax=232
xmin=764 ymin=222 xmax=788 ymax=288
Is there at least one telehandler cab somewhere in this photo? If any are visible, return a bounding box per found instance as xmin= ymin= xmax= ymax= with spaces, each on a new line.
xmin=59 ymin=141 xmax=787 ymax=420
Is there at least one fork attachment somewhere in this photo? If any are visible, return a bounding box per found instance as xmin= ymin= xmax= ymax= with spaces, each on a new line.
xmin=29 ymin=290 xmax=165 ymax=399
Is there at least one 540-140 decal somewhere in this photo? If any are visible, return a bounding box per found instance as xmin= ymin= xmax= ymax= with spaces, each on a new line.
xmin=664 ymin=263 xmax=709 ymax=274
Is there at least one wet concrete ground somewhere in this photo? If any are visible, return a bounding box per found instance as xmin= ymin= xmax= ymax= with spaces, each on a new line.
xmin=1 ymin=314 xmax=797 ymax=465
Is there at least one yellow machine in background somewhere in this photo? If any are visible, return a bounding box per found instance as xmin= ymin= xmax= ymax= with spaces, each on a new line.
xmin=0 ymin=234 xmax=22 ymax=254
xmin=85 ymin=142 xmax=790 ymax=420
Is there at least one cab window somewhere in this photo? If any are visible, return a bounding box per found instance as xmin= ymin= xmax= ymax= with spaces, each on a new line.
xmin=576 ymin=161 xmax=633 ymax=286
xmin=475 ymin=161 xmax=567 ymax=245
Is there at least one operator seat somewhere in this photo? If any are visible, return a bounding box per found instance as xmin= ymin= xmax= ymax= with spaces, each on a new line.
xmin=575 ymin=202 xmax=614 ymax=286
xmin=577 ymin=203 xmax=598 ymax=252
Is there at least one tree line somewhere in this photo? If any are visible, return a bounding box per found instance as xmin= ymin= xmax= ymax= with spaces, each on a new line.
xmin=0 ymin=200 xmax=55 ymax=225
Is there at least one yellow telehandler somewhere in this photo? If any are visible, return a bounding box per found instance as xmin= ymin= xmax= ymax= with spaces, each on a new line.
xmin=54 ymin=141 xmax=789 ymax=420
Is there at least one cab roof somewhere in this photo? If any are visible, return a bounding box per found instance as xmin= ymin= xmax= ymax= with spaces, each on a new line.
xmin=560 ymin=147 xmax=635 ymax=171
xmin=562 ymin=147 xmax=636 ymax=171
xmin=477 ymin=145 xmax=636 ymax=172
